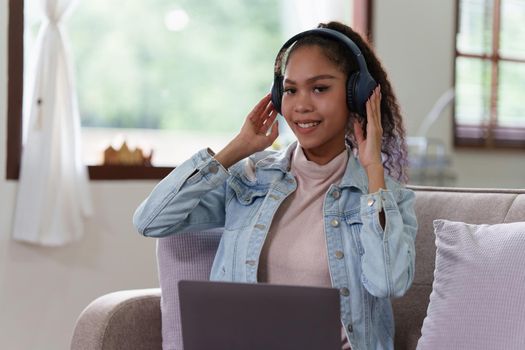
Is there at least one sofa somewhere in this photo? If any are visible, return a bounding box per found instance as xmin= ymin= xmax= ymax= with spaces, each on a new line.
xmin=70 ymin=186 xmax=525 ymax=350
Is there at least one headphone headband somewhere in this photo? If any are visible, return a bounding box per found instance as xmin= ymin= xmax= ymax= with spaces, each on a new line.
xmin=277 ymin=28 xmax=368 ymax=75
xmin=271 ymin=27 xmax=377 ymax=118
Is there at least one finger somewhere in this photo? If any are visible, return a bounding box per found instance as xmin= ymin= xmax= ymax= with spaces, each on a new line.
xmin=366 ymin=93 xmax=374 ymax=122
xmin=253 ymin=101 xmax=275 ymax=131
xmin=373 ymin=86 xmax=381 ymax=116
xmin=267 ymin=120 xmax=279 ymax=141
xmin=263 ymin=101 xmax=275 ymax=119
xmin=260 ymin=99 xmax=274 ymax=116
xmin=353 ymin=120 xmax=365 ymax=145
xmin=372 ymin=86 xmax=380 ymax=112
xmin=260 ymin=110 xmax=278 ymax=134
xmin=373 ymin=86 xmax=382 ymax=129
xmin=250 ymin=102 xmax=271 ymax=131
xmin=249 ymin=94 xmax=272 ymax=122
xmin=367 ymin=87 xmax=381 ymax=128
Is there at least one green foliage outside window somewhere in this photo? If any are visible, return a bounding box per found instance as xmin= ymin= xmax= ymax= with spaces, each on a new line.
xmin=68 ymin=0 xmax=282 ymax=132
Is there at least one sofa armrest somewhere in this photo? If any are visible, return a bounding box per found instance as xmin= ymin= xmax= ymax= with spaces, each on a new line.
xmin=71 ymin=288 xmax=162 ymax=350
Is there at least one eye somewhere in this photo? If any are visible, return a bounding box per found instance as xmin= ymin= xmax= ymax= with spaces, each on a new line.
xmin=313 ymin=86 xmax=329 ymax=93
xmin=283 ymin=87 xmax=296 ymax=95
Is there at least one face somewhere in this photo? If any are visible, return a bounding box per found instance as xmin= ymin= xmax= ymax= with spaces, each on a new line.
xmin=281 ymin=45 xmax=349 ymax=165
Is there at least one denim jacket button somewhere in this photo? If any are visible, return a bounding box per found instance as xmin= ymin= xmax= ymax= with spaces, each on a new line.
xmin=340 ymin=287 xmax=350 ymax=296
xmin=367 ymin=198 xmax=375 ymax=207
xmin=209 ymin=164 xmax=219 ymax=174
xmin=347 ymin=324 xmax=353 ymax=333
xmin=335 ymin=251 xmax=344 ymax=259
xmin=332 ymin=190 xmax=341 ymax=199
xmin=330 ymin=219 xmax=340 ymax=227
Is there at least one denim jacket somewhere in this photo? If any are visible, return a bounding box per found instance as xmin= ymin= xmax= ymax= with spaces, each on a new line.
xmin=133 ymin=142 xmax=418 ymax=350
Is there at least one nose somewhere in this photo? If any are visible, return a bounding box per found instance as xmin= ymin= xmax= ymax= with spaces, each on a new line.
xmin=294 ymin=91 xmax=313 ymax=113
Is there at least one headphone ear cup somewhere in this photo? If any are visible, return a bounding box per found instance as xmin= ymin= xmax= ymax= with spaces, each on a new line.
xmin=356 ymin=73 xmax=378 ymax=119
xmin=346 ymin=72 xmax=359 ymax=115
xmin=271 ymin=76 xmax=284 ymax=115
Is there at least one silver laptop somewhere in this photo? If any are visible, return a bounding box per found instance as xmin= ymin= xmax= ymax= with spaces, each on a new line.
xmin=178 ymin=280 xmax=342 ymax=350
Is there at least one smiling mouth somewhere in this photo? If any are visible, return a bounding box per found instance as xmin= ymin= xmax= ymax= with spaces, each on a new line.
xmin=296 ymin=121 xmax=321 ymax=129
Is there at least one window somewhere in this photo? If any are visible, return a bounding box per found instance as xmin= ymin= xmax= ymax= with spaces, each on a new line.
xmin=7 ymin=0 xmax=372 ymax=180
xmin=454 ymin=0 xmax=525 ymax=148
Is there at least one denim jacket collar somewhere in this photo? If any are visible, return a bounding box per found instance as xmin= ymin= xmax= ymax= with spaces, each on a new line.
xmin=252 ymin=141 xmax=368 ymax=193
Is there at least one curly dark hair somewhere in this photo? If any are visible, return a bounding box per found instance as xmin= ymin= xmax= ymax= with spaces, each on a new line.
xmin=276 ymin=21 xmax=409 ymax=183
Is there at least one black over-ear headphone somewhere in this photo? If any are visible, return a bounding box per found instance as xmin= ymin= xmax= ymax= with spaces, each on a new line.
xmin=270 ymin=28 xmax=377 ymax=118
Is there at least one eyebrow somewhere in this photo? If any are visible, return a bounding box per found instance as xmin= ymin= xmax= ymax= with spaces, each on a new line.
xmin=284 ymin=74 xmax=338 ymax=85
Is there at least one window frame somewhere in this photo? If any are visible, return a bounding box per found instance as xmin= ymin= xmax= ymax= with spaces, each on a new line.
xmin=7 ymin=0 xmax=23 ymax=180
xmin=6 ymin=0 xmax=373 ymax=180
xmin=453 ymin=0 xmax=525 ymax=149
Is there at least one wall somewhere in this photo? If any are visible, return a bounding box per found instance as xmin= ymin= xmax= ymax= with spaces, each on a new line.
xmin=0 ymin=0 xmax=524 ymax=349
xmin=374 ymin=0 xmax=525 ymax=188
xmin=0 ymin=1 xmax=159 ymax=348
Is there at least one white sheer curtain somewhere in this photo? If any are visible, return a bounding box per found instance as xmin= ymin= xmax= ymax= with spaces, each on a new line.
xmin=12 ymin=0 xmax=92 ymax=246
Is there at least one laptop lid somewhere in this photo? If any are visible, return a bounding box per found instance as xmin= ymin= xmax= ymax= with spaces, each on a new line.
xmin=178 ymin=280 xmax=341 ymax=350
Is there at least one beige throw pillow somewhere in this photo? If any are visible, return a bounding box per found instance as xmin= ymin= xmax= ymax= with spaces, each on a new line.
xmin=417 ymin=220 xmax=525 ymax=350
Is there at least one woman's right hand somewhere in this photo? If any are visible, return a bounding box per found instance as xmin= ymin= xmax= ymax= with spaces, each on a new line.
xmin=238 ymin=93 xmax=279 ymax=153
xmin=214 ymin=94 xmax=279 ymax=168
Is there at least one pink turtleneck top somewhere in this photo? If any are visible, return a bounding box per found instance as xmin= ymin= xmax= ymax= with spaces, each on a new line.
xmin=257 ymin=144 xmax=351 ymax=349
xmin=258 ymin=144 xmax=348 ymax=285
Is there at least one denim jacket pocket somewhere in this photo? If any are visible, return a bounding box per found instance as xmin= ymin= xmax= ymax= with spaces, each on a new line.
xmin=344 ymin=208 xmax=363 ymax=227
xmin=225 ymin=178 xmax=269 ymax=230
xmin=344 ymin=210 xmax=365 ymax=256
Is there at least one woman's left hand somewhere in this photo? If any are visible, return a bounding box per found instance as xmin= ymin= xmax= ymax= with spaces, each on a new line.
xmin=354 ymin=85 xmax=386 ymax=226
xmin=353 ymin=85 xmax=383 ymax=173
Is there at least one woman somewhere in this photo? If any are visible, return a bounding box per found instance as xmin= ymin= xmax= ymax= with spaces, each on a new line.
xmin=134 ymin=21 xmax=417 ymax=350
